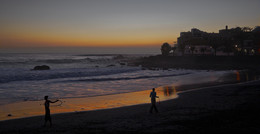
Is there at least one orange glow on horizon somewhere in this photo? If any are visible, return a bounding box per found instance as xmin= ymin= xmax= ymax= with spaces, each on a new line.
xmin=1 ymin=34 xmax=177 ymax=48
xmin=1 ymin=24 xmax=178 ymax=48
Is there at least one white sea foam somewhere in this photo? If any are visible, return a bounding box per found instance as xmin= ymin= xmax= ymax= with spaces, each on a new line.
xmin=0 ymin=53 xmax=236 ymax=105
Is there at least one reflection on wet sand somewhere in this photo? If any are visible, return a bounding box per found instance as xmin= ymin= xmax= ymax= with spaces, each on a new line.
xmin=236 ymin=71 xmax=240 ymax=81
xmin=0 ymin=70 xmax=258 ymax=121
xmin=235 ymin=70 xmax=259 ymax=82
xmin=0 ymin=87 xmax=177 ymax=121
xmin=163 ymin=86 xmax=176 ymax=96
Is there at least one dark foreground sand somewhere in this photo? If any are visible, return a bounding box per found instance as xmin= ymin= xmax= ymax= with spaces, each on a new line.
xmin=1 ymin=80 xmax=260 ymax=134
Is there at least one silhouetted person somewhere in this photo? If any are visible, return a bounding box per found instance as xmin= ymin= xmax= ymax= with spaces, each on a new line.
xmin=44 ymin=96 xmax=58 ymax=127
xmin=150 ymin=88 xmax=159 ymax=113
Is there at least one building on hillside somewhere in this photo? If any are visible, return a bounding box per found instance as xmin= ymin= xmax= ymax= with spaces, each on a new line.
xmin=176 ymin=26 xmax=260 ymax=55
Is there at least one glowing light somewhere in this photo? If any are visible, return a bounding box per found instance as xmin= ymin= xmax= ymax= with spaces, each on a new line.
xmin=236 ymin=71 xmax=240 ymax=81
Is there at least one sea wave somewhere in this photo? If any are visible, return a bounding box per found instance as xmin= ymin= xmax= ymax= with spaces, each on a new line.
xmin=0 ymin=57 xmax=114 ymax=65
xmin=64 ymin=72 xmax=191 ymax=82
xmin=0 ymin=67 xmax=140 ymax=83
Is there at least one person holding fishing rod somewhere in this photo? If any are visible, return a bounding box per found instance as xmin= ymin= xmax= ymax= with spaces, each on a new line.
xmin=150 ymin=88 xmax=159 ymax=113
xmin=43 ymin=96 xmax=59 ymax=127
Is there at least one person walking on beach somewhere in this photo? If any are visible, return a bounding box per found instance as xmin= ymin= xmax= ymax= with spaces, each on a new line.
xmin=44 ymin=96 xmax=59 ymax=127
xmin=150 ymin=88 xmax=159 ymax=113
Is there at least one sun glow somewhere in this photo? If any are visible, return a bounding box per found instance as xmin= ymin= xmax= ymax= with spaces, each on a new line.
xmin=1 ymin=27 xmax=177 ymax=47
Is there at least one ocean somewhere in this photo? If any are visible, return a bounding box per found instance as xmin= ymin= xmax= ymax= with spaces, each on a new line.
xmin=0 ymin=52 xmax=239 ymax=106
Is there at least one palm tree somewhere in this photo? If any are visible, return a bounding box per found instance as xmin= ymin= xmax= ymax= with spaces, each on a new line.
xmin=161 ymin=42 xmax=172 ymax=56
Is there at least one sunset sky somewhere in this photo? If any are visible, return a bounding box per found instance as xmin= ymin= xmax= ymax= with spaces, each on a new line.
xmin=1 ymin=0 xmax=259 ymax=49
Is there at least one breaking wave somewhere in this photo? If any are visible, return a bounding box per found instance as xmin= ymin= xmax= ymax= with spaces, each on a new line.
xmin=0 ymin=67 xmax=140 ymax=83
xmin=65 ymin=73 xmax=191 ymax=82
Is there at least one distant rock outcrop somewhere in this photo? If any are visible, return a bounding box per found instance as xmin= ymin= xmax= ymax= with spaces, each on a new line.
xmin=119 ymin=62 xmax=126 ymax=66
xmin=113 ymin=55 xmax=124 ymax=60
xmin=33 ymin=65 xmax=50 ymax=70
xmin=106 ymin=64 xmax=116 ymax=67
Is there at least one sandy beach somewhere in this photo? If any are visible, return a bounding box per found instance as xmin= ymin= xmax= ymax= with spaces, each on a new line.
xmin=0 ymin=80 xmax=260 ymax=134
xmin=1 ymin=0 xmax=259 ymax=133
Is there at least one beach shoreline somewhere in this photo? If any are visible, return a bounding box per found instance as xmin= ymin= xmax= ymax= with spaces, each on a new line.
xmin=0 ymin=71 xmax=245 ymax=122
xmin=1 ymin=80 xmax=260 ymax=133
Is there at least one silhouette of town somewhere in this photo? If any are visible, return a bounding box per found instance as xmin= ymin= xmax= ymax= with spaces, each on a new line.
xmin=161 ymin=26 xmax=260 ymax=56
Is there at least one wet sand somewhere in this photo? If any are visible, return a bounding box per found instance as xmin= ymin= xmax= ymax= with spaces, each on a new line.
xmin=0 ymin=86 xmax=177 ymax=121
xmin=0 ymin=70 xmax=253 ymax=121
xmin=0 ymin=80 xmax=260 ymax=134
xmin=0 ymin=74 xmax=240 ymax=121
